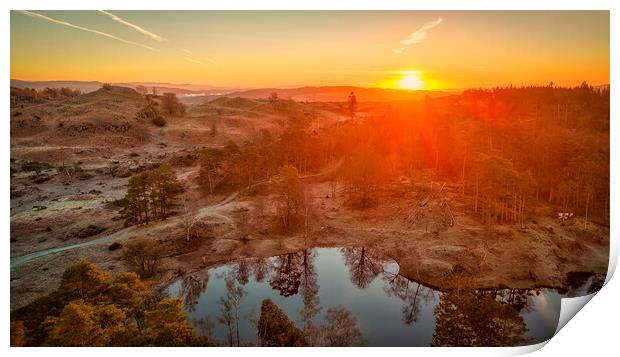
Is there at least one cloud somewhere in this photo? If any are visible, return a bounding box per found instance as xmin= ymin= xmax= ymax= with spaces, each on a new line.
xmin=99 ymin=10 xmax=166 ymax=42
xmin=19 ymin=10 xmax=156 ymax=51
xmin=394 ymin=17 xmax=443 ymax=54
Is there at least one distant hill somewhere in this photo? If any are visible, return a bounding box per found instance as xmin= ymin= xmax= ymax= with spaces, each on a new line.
xmin=11 ymin=79 xmax=456 ymax=104
xmin=10 ymin=79 xmax=104 ymax=93
xmin=216 ymin=86 xmax=456 ymax=102
xmin=10 ymin=79 xmax=240 ymax=97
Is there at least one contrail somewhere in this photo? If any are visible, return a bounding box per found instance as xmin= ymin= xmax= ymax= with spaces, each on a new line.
xmin=99 ymin=10 xmax=166 ymax=42
xmin=19 ymin=10 xmax=157 ymax=51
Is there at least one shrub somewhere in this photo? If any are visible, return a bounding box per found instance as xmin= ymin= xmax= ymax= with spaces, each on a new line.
xmin=152 ymin=116 xmax=166 ymax=127
xmin=161 ymin=93 xmax=185 ymax=115
xmin=10 ymin=321 xmax=25 ymax=347
xmin=135 ymin=105 xmax=157 ymax=120
xmin=257 ymin=299 xmax=308 ymax=346
xmin=108 ymin=242 xmax=123 ymax=251
xmin=123 ymin=238 xmax=163 ymax=278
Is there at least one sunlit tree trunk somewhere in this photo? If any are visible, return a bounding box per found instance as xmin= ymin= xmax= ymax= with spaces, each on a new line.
xmin=520 ymin=195 xmax=525 ymax=228
xmin=513 ymin=192 xmax=517 ymax=225
xmin=474 ymin=174 xmax=479 ymax=213
xmin=548 ymin=187 xmax=554 ymax=203
xmin=461 ymin=145 xmax=467 ymax=197
xmin=584 ymin=190 xmax=590 ymax=229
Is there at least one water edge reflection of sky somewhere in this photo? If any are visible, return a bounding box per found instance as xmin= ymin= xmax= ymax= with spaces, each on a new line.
xmin=166 ymin=247 xmax=597 ymax=347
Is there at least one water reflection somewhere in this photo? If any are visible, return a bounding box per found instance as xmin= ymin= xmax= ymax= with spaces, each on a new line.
xmin=340 ymin=247 xmax=385 ymax=289
xmin=431 ymin=265 xmax=530 ymax=346
xmin=270 ymin=253 xmax=303 ymax=297
xmin=560 ymin=271 xmax=606 ymax=297
xmin=312 ymin=306 xmax=366 ymax=346
xmin=217 ymin=274 xmax=246 ymax=346
xmin=179 ymin=269 xmax=210 ymax=312
xmin=165 ymin=247 xmax=602 ymax=347
xmin=298 ymin=249 xmax=321 ymax=334
xmin=383 ymin=274 xmax=436 ymax=325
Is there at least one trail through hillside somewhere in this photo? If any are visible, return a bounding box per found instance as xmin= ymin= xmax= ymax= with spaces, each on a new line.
xmin=10 ymin=159 xmax=342 ymax=269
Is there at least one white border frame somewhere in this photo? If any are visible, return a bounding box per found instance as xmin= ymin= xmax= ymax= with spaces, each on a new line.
xmin=2 ymin=1 xmax=616 ymax=356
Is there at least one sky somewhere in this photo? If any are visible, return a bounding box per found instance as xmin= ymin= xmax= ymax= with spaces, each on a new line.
xmin=10 ymin=11 xmax=610 ymax=90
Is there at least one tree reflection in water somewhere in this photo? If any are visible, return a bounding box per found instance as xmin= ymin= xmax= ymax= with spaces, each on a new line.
xmin=311 ymin=307 xmax=366 ymax=346
xmin=479 ymin=289 xmax=536 ymax=314
xmin=179 ymin=269 xmax=210 ymax=312
xmin=298 ymin=249 xmax=321 ymax=334
xmin=270 ymin=253 xmax=303 ymax=297
xmin=340 ymin=247 xmax=385 ymax=289
xmin=168 ymin=247 xmax=574 ymax=346
xmin=588 ymin=273 xmax=605 ymax=294
xmin=431 ymin=265 xmax=531 ymax=347
xmin=217 ymin=274 xmax=246 ymax=346
xmin=249 ymin=257 xmax=271 ymax=283
xmin=190 ymin=316 xmax=216 ymax=341
xmin=559 ymin=271 xmax=607 ymax=297
xmin=231 ymin=259 xmax=252 ymax=286
xmin=263 ymin=249 xmax=363 ymax=346
xmin=384 ymin=274 xmax=435 ymax=324
xmin=256 ymin=250 xmax=323 ymax=331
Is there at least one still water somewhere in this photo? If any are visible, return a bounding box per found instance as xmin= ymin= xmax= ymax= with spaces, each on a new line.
xmin=166 ymin=247 xmax=602 ymax=347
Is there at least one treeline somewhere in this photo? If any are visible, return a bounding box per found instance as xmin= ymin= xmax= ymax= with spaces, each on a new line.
xmin=197 ymin=111 xmax=328 ymax=194
xmin=335 ymin=83 xmax=608 ymax=224
xmin=10 ymin=260 xmax=210 ymax=347
xmin=457 ymin=83 xmax=608 ymax=225
xmin=123 ymin=164 xmax=182 ymax=225
xmin=196 ymin=83 xmax=608 ymax=227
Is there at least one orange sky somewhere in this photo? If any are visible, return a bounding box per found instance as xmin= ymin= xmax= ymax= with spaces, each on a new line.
xmin=10 ymin=11 xmax=610 ymax=89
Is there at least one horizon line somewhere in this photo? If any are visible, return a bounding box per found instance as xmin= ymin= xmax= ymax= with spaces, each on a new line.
xmin=9 ymin=77 xmax=610 ymax=92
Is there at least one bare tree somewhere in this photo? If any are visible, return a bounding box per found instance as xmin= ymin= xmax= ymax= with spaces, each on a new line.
xmin=181 ymin=194 xmax=198 ymax=242
xmin=276 ymin=165 xmax=305 ymax=231
xmin=237 ymin=209 xmax=251 ymax=242
xmin=123 ymin=238 xmax=163 ymax=278
xmin=303 ymin=186 xmax=316 ymax=239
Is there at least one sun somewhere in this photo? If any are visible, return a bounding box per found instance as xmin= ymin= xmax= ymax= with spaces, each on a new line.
xmin=398 ymin=73 xmax=424 ymax=90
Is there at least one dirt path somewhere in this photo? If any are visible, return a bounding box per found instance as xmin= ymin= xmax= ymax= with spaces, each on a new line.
xmin=10 ymin=226 xmax=139 ymax=269
xmin=10 ymin=161 xmax=341 ymax=270
xmin=10 ymin=190 xmax=240 ymax=270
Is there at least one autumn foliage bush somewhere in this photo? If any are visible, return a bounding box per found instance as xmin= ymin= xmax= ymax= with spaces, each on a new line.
xmin=10 ymin=260 xmax=209 ymax=346
xmin=257 ymin=299 xmax=308 ymax=346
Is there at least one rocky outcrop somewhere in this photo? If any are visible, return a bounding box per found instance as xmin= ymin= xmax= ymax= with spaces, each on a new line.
xmin=64 ymin=122 xmax=131 ymax=136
